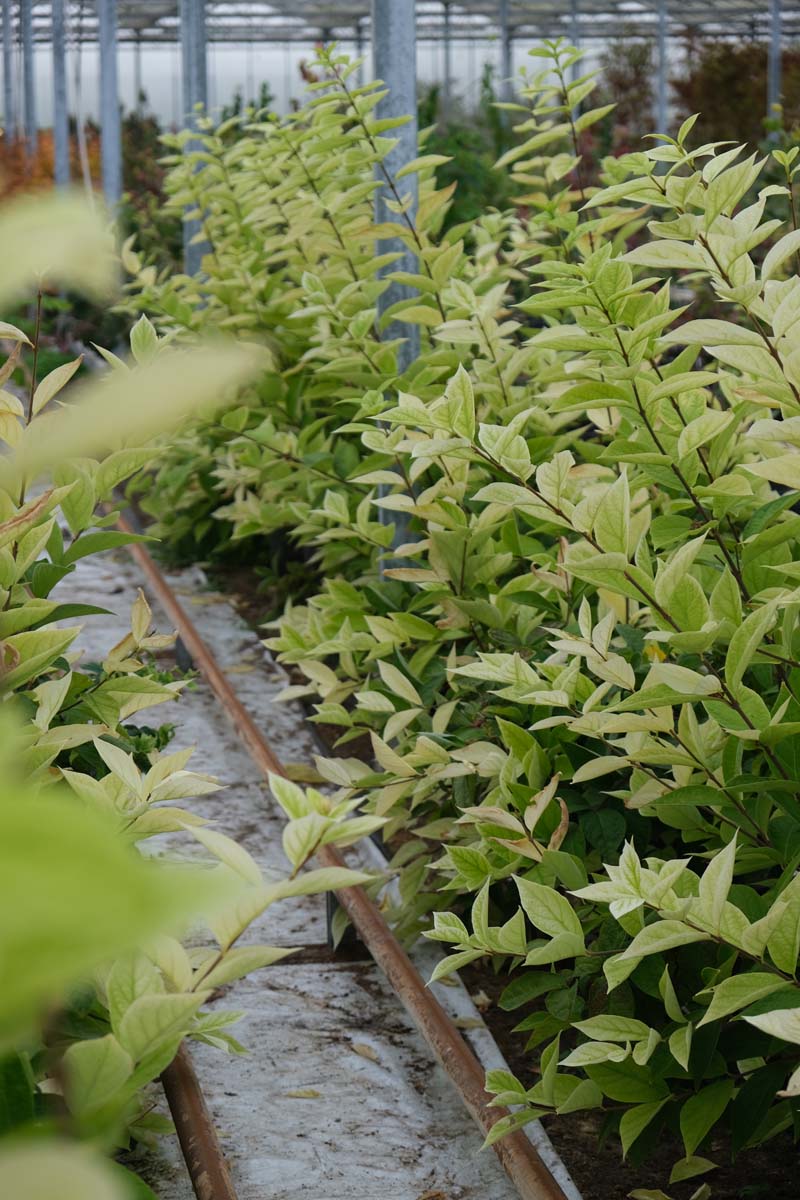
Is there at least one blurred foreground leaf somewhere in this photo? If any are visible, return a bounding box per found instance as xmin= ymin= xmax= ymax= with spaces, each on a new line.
xmin=1 ymin=342 xmax=266 ymax=493
xmin=0 ymin=780 xmax=230 ymax=1049
xmin=0 ymin=191 xmax=117 ymax=308
xmin=0 ymin=1139 xmax=127 ymax=1200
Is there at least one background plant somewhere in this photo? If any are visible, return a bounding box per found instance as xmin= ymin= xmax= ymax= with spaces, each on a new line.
xmin=672 ymin=34 xmax=800 ymax=147
xmin=595 ymin=31 xmax=656 ymax=153
xmin=122 ymin=47 xmax=524 ymax=596
xmin=418 ymin=66 xmax=514 ymax=230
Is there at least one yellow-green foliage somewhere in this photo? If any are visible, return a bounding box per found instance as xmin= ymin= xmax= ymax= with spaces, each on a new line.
xmin=0 ymin=190 xmax=374 ymax=1200
xmin=132 ymin=41 xmax=800 ymax=1185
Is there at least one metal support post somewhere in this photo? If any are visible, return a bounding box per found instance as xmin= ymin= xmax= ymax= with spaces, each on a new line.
xmin=98 ymin=0 xmax=122 ymax=206
xmin=371 ymin=0 xmax=419 ymax=554
xmin=564 ymin=0 xmax=582 ymax=121
xmin=245 ymin=39 xmax=254 ymax=105
xmin=134 ymin=36 xmax=143 ymax=113
xmin=2 ymin=0 xmax=17 ymax=141
xmin=372 ymin=0 xmax=419 ymax=373
xmin=181 ymin=0 xmax=208 ymax=120
xmin=442 ymin=1 xmax=452 ymax=116
xmin=498 ymin=0 xmax=512 ymax=103
xmin=656 ymin=0 xmax=668 ymax=133
xmin=21 ymin=0 xmax=36 ymax=159
xmin=52 ymin=0 xmax=70 ymax=187
xmin=768 ymin=0 xmax=783 ymax=122
xmin=180 ymin=0 xmax=209 ymax=274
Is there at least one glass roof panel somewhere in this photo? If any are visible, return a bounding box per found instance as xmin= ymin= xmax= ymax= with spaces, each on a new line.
xmin=15 ymin=1 xmax=798 ymax=44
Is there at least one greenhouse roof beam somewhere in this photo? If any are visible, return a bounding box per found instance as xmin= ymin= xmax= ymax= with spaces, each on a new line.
xmin=12 ymin=2 xmax=799 ymax=45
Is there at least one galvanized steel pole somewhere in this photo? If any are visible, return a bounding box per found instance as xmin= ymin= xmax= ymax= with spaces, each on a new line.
xmin=20 ymin=0 xmax=36 ymax=159
xmin=52 ymin=0 xmax=70 ymax=187
xmin=656 ymin=0 xmax=668 ymax=133
xmin=768 ymin=0 xmax=783 ymax=121
xmin=371 ymin=0 xmax=419 ymax=375
xmin=498 ymin=0 xmax=512 ymax=103
xmin=134 ymin=35 xmax=143 ymax=113
xmin=442 ymin=1 xmax=452 ymax=116
xmin=372 ymin=0 xmax=418 ymax=554
xmin=98 ymin=0 xmax=122 ymax=206
xmin=181 ymin=0 xmax=208 ymax=122
xmin=2 ymin=0 xmax=16 ymax=141
xmin=180 ymin=0 xmax=209 ymax=275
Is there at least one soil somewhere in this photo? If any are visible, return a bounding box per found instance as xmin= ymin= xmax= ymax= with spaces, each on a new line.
xmin=461 ymin=966 xmax=797 ymax=1200
xmin=162 ymin=553 xmax=800 ymax=1199
xmin=205 ymin=562 xmax=274 ymax=633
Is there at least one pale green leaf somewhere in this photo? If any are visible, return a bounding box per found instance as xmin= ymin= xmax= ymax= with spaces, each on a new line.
xmin=515 ymin=877 xmax=583 ymax=940
xmin=680 ymin=1080 xmax=734 ymax=1156
xmin=32 ymin=356 xmax=83 ymax=416
xmin=698 ymin=972 xmax=785 ymax=1026
xmin=743 ymin=1006 xmax=800 ymax=1045
xmin=63 ymin=1034 xmax=133 ymax=1114
xmin=620 ymin=920 xmax=709 ymax=960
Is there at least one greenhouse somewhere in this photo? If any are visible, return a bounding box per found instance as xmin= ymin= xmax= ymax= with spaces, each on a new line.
xmin=3 ymin=3 xmax=800 ymax=1199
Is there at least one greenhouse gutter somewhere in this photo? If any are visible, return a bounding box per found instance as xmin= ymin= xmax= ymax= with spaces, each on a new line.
xmin=119 ymin=518 xmax=580 ymax=1200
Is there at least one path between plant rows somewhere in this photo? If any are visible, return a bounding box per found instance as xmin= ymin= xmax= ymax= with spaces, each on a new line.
xmin=58 ymin=544 xmax=579 ymax=1200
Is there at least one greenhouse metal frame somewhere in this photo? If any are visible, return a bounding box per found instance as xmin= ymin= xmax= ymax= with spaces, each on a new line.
xmin=0 ymin=2 xmax=796 ymax=231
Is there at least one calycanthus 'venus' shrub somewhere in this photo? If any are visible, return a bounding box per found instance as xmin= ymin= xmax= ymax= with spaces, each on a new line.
xmin=128 ymin=40 xmax=800 ymax=1188
xmin=0 ymin=192 xmax=376 ymax=1199
xmin=121 ymin=46 xmax=521 ymax=588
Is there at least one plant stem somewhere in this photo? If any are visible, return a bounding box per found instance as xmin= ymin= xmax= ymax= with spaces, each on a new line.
xmin=19 ymin=289 xmax=44 ymax=510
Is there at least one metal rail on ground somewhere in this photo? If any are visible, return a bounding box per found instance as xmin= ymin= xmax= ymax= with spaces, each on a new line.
xmin=161 ymin=1044 xmax=239 ymax=1200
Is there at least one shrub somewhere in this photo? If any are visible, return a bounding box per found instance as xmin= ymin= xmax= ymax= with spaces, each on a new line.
xmin=0 ymin=126 xmax=101 ymax=201
xmin=417 ymin=67 xmax=515 ymax=229
xmin=122 ymin=48 xmax=523 ymax=589
xmin=596 ymin=31 xmax=655 ymax=152
xmin=130 ymin=41 xmax=800 ymax=1186
xmin=0 ymin=191 xmax=372 ymax=1198
xmin=119 ymin=105 xmax=181 ymax=272
xmin=672 ymin=34 xmax=800 ymax=148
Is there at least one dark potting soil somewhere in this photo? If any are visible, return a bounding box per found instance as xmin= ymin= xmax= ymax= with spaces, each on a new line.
xmin=461 ymin=965 xmax=797 ymax=1200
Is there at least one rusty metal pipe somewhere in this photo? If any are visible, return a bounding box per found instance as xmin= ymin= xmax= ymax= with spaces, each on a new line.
xmin=161 ymin=1044 xmax=238 ymax=1200
xmin=121 ymin=524 xmax=569 ymax=1200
